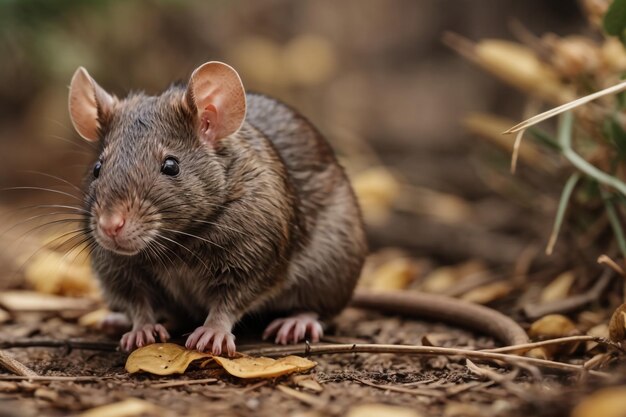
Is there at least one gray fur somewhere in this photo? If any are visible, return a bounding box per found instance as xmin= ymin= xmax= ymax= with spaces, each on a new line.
xmin=84 ymin=85 xmax=367 ymax=340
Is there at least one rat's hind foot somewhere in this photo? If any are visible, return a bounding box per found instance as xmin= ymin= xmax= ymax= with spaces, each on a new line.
xmin=262 ymin=312 xmax=324 ymax=345
xmin=185 ymin=326 xmax=236 ymax=357
xmin=120 ymin=323 xmax=170 ymax=352
xmin=99 ymin=312 xmax=131 ymax=336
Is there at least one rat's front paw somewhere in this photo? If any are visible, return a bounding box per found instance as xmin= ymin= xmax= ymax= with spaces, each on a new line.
xmin=263 ymin=312 xmax=324 ymax=344
xmin=120 ymin=323 xmax=170 ymax=352
xmin=185 ymin=326 xmax=236 ymax=357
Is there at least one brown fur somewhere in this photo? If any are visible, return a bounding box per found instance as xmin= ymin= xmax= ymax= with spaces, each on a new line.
xmin=84 ymin=85 xmax=367 ymax=338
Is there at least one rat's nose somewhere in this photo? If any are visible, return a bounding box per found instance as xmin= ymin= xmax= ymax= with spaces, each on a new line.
xmin=98 ymin=213 xmax=126 ymax=238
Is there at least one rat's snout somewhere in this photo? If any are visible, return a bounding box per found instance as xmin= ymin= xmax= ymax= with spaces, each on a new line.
xmin=98 ymin=212 xmax=126 ymax=238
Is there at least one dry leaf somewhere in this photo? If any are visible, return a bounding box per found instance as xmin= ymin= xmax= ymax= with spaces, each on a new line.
xmin=608 ymin=303 xmax=626 ymax=343
xmin=213 ymin=355 xmax=316 ymax=379
xmin=24 ymin=249 xmax=98 ymax=297
xmin=0 ymin=307 xmax=10 ymax=324
xmin=540 ymin=271 xmax=575 ymax=303
xmin=421 ymin=260 xmax=486 ymax=294
xmin=528 ymin=314 xmax=579 ymax=356
xmin=79 ymin=398 xmax=159 ymax=417
xmin=78 ymin=308 xmax=111 ymax=328
xmin=0 ymin=291 xmax=95 ymax=312
xmin=346 ymin=404 xmax=422 ymax=417
xmin=283 ymin=34 xmax=337 ymax=85
xmin=125 ymin=343 xmax=211 ymax=375
xmin=292 ymin=375 xmax=324 ymax=392
xmin=365 ymin=257 xmax=419 ymax=291
xmin=460 ymin=282 xmax=512 ymax=304
xmin=352 ymin=166 xmax=400 ymax=226
xmin=473 ymin=39 xmax=574 ymax=103
xmin=571 ymin=386 xmax=626 ymax=417
xmin=586 ymin=323 xmax=609 ymax=351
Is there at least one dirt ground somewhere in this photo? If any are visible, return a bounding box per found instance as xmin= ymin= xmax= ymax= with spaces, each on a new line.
xmin=0 ymin=305 xmax=593 ymax=417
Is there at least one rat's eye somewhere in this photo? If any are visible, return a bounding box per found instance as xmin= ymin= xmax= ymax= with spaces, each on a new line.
xmin=93 ymin=161 xmax=102 ymax=178
xmin=161 ymin=157 xmax=180 ymax=176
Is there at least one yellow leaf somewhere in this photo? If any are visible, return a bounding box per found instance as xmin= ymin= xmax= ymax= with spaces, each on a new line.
xmin=78 ymin=308 xmax=111 ymax=328
xmin=79 ymin=398 xmax=159 ymax=417
xmin=571 ymin=386 xmax=626 ymax=417
xmin=608 ymin=303 xmax=626 ymax=343
xmin=352 ymin=166 xmax=400 ymax=226
xmin=213 ymin=355 xmax=316 ymax=379
xmin=125 ymin=343 xmax=211 ymax=375
xmin=24 ymin=249 xmax=98 ymax=297
xmin=346 ymin=404 xmax=422 ymax=417
xmin=528 ymin=314 xmax=579 ymax=356
xmin=460 ymin=282 xmax=512 ymax=305
xmin=540 ymin=271 xmax=575 ymax=303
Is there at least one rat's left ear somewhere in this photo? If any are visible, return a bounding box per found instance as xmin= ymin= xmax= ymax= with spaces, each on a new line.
xmin=185 ymin=61 xmax=247 ymax=144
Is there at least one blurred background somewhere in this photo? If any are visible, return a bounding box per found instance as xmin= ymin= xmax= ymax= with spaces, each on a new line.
xmin=0 ymin=1 xmax=605 ymax=303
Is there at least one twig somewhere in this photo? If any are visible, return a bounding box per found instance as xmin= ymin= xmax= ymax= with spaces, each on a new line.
xmin=523 ymin=269 xmax=614 ymax=319
xmin=240 ymin=343 xmax=610 ymax=377
xmin=0 ymin=339 xmax=119 ymax=351
xmin=466 ymin=360 xmax=533 ymax=401
xmin=276 ymin=384 xmax=327 ymax=407
xmin=0 ymin=350 xmax=37 ymax=377
xmin=351 ymin=377 xmax=444 ymax=397
xmin=483 ymin=335 xmax=621 ymax=354
xmin=150 ymin=378 xmax=218 ymax=389
xmin=0 ymin=375 xmax=116 ymax=381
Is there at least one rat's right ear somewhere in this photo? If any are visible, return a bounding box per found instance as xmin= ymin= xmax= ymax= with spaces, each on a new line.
xmin=68 ymin=67 xmax=116 ymax=142
xmin=185 ymin=61 xmax=247 ymax=144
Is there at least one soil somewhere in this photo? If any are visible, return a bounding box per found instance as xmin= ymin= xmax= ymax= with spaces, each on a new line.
xmin=0 ymin=307 xmax=585 ymax=417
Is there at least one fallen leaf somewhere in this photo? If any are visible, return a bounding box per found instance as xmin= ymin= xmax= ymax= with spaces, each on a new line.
xmin=608 ymin=303 xmax=626 ymax=343
xmin=571 ymin=386 xmax=626 ymax=417
xmin=125 ymin=343 xmax=211 ymax=375
xmin=366 ymin=257 xmax=420 ymax=291
xmin=0 ymin=291 xmax=95 ymax=312
xmin=540 ymin=271 xmax=575 ymax=303
xmin=421 ymin=260 xmax=487 ymax=294
xmin=79 ymin=398 xmax=159 ymax=417
xmin=346 ymin=404 xmax=422 ymax=417
xmin=78 ymin=308 xmax=111 ymax=328
xmin=0 ymin=307 xmax=10 ymax=324
xmin=528 ymin=314 xmax=579 ymax=356
xmin=213 ymin=355 xmax=316 ymax=379
xmin=586 ymin=323 xmax=609 ymax=351
xmin=292 ymin=374 xmax=324 ymax=392
xmin=460 ymin=282 xmax=513 ymax=304
xmin=352 ymin=166 xmax=400 ymax=226
xmin=24 ymin=249 xmax=98 ymax=297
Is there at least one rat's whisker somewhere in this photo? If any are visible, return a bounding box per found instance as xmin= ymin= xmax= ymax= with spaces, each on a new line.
xmin=161 ymin=227 xmax=227 ymax=252
xmin=156 ymin=233 xmax=212 ymax=273
xmin=160 ymin=216 xmax=249 ymax=237
xmin=1 ymin=186 xmax=83 ymax=202
xmin=20 ymin=170 xmax=86 ymax=196
xmin=0 ymin=212 xmax=83 ymax=237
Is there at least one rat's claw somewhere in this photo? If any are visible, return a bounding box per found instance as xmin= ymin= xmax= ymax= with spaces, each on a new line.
xmin=120 ymin=323 xmax=170 ymax=352
xmin=186 ymin=326 xmax=236 ymax=357
xmin=263 ymin=312 xmax=324 ymax=345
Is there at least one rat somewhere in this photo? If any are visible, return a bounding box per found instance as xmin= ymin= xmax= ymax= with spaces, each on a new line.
xmin=68 ymin=61 xmax=367 ymax=356
xmin=67 ymin=61 xmax=529 ymax=356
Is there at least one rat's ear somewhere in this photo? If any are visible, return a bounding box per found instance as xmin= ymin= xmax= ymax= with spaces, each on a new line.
xmin=68 ymin=67 xmax=116 ymax=142
xmin=185 ymin=61 xmax=246 ymax=144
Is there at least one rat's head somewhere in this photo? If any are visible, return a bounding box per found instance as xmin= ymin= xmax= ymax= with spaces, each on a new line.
xmin=68 ymin=62 xmax=246 ymax=255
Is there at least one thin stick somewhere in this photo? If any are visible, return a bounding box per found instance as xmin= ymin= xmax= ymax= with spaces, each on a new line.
xmin=240 ymin=343 xmax=609 ymax=377
xmin=0 ymin=350 xmax=37 ymax=377
xmin=0 ymin=375 xmax=115 ymax=381
xmin=504 ymin=79 xmax=626 ymax=134
xmin=150 ymin=378 xmax=218 ymax=389
xmin=483 ymin=335 xmax=614 ymax=353
xmin=0 ymin=339 xmax=119 ymax=351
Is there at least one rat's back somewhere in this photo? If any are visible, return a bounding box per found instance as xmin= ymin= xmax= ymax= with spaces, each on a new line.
xmin=244 ymin=93 xmax=367 ymax=317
